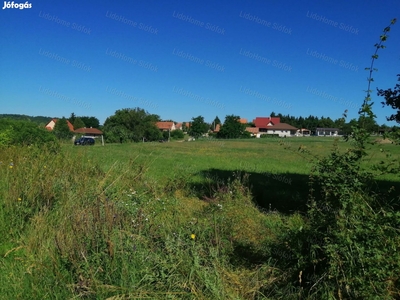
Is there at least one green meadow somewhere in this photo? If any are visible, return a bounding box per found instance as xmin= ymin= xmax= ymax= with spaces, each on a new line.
xmin=68 ymin=137 xmax=400 ymax=212
xmin=1 ymin=137 xmax=399 ymax=299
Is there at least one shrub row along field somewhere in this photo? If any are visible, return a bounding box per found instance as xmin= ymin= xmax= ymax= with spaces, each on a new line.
xmin=1 ymin=137 xmax=399 ymax=299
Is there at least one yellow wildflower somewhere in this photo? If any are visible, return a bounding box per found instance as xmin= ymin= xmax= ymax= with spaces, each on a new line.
xmin=190 ymin=234 xmax=196 ymax=240
xmin=18 ymin=197 xmax=22 ymax=201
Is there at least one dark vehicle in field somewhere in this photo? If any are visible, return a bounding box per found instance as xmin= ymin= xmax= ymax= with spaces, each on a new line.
xmin=74 ymin=137 xmax=95 ymax=145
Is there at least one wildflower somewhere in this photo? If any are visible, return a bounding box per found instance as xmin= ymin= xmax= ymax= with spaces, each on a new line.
xmin=18 ymin=197 xmax=22 ymax=201
xmin=9 ymin=165 xmax=13 ymax=169
xmin=190 ymin=234 xmax=196 ymax=240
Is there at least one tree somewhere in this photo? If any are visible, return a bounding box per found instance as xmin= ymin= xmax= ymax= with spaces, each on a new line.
xmin=358 ymin=115 xmax=379 ymax=133
xmin=80 ymin=116 xmax=100 ymax=128
xmin=210 ymin=116 xmax=221 ymax=131
xmin=103 ymin=108 xmax=162 ymax=143
xmin=182 ymin=122 xmax=188 ymax=132
xmin=170 ymin=129 xmax=184 ymax=140
xmin=188 ymin=116 xmax=209 ymax=138
xmin=73 ymin=118 xmax=86 ymax=130
xmin=53 ymin=117 xmax=73 ymax=140
xmin=377 ymin=74 xmax=400 ymax=123
xmin=68 ymin=112 xmax=76 ymax=125
xmin=217 ymin=115 xmax=250 ymax=139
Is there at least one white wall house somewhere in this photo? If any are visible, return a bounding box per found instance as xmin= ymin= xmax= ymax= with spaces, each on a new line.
xmin=315 ymin=128 xmax=339 ymax=136
xmin=259 ymin=123 xmax=298 ymax=137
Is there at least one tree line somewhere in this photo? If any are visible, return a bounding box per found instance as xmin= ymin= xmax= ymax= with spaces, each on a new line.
xmin=1 ymin=75 xmax=399 ymax=144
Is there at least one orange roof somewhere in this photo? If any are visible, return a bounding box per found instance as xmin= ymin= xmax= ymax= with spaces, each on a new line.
xmin=156 ymin=121 xmax=174 ymax=130
xmin=246 ymin=127 xmax=259 ymax=133
xmin=74 ymin=127 xmax=103 ymax=135
xmin=239 ymin=118 xmax=247 ymax=124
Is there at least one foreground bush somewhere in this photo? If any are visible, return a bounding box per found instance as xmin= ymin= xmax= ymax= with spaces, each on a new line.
xmin=0 ymin=118 xmax=58 ymax=147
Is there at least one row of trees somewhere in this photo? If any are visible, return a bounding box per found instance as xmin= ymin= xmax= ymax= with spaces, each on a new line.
xmin=1 ymin=75 xmax=398 ymax=144
xmin=101 ymin=108 xmax=399 ymax=143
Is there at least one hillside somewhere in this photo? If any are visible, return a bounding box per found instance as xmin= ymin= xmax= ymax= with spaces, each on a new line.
xmin=0 ymin=114 xmax=53 ymax=125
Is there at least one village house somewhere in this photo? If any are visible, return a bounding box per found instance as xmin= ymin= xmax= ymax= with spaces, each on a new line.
xmin=251 ymin=117 xmax=298 ymax=137
xmin=245 ymin=127 xmax=260 ymax=137
xmin=156 ymin=121 xmax=176 ymax=131
xmin=45 ymin=118 xmax=74 ymax=132
xmin=315 ymin=127 xmax=339 ymax=136
xmin=296 ymin=128 xmax=311 ymax=136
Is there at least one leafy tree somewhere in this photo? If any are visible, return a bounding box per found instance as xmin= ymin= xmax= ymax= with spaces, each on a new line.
xmin=188 ymin=116 xmax=209 ymax=138
xmin=170 ymin=129 xmax=184 ymax=140
xmin=377 ymin=74 xmax=400 ymax=123
xmin=210 ymin=116 xmax=221 ymax=131
xmin=68 ymin=112 xmax=76 ymax=125
xmin=181 ymin=122 xmax=188 ymax=132
xmin=217 ymin=115 xmax=250 ymax=139
xmin=162 ymin=131 xmax=170 ymax=141
xmin=103 ymin=108 xmax=161 ymax=143
xmin=80 ymin=116 xmax=100 ymax=128
xmin=358 ymin=115 xmax=379 ymax=133
xmin=53 ymin=117 xmax=73 ymax=140
xmin=73 ymin=118 xmax=86 ymax=130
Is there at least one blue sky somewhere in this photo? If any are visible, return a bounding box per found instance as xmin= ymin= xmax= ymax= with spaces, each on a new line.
xmin=1 ymin=0 xmax=399 ymax=126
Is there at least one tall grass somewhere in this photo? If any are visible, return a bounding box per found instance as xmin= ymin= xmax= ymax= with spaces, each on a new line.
xmin=1 ymin=144 xmax=304 ymax=299
xmin=1 ymin=138 xmax=399 ymax=299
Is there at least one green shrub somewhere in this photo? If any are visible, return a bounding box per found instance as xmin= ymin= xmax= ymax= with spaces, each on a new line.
xmin=260 ymin=134 xmax=280 ymax=138
xmin=170 ymin=129 xmax=184 ymax=140
xmin=0 ymin=119 xmax=57 ymax=146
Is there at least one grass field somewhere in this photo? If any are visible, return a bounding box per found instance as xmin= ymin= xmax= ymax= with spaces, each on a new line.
xmin=1 ymin=136 xmax=399 ymax=299
xmin=67 ymin=136 xmax=400 ymax=212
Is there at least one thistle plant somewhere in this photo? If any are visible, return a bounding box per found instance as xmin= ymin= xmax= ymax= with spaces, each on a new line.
xmin=349 ymin=18 xmax=397 ymax=152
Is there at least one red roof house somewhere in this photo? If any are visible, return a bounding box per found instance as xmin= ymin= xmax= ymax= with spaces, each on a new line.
xmin=253 ymin=117 xmax=281 ymax=128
